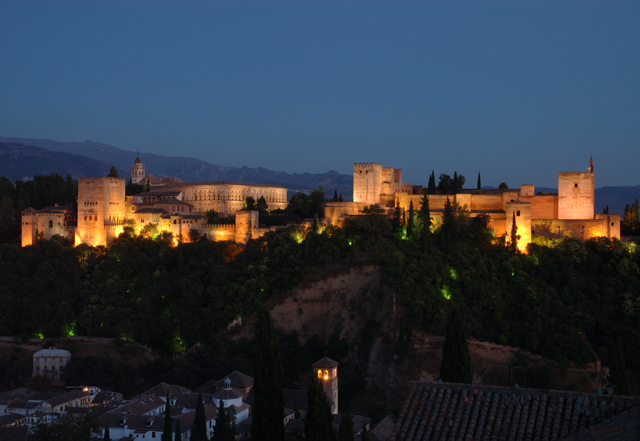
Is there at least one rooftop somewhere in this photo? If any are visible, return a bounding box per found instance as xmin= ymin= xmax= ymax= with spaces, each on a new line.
xmin=389 ymin=382 xmax=640 ymax=441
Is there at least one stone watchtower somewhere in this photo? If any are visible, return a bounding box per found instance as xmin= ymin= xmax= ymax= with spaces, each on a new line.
xmin=131 ymin=154 xmax=146 ymax=184
xmin=313 ymin=357 xmax=339 ymax=414
xmin=353 ymin=163 xmax=383 ymax=206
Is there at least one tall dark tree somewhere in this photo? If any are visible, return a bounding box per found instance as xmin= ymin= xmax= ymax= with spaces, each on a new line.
xmin=419 ymin=191 xmax=431 ymax=250
xmin=256 ymin=196 xmax=269 ymax=214
xmin=175 ymin=421 xmax=182 ymax=441
xmin=333 ymin=190 xmax=338 ymax=202
xmin=427 ymin=171 xmax=437 ymax=194
xmin=439 ymin=307 xmax=472 ymax=383
xmin=162 ymin=393 xmax=173 ymax=441
xmin=107 ymin=166 xmax=119 ymax=178
xmin=477 ymin=172 xmax=481 ymax=190
xmin=244 ymin=197 xmax=256 ymax=211
xmin=510 ymin=212 xmax=518 ymax=254
xmin=407 ymin=201 xmax=415 ymax=238
xmin=361 ymin=423 xmax=370 ymax=441
xmin=453 ymin=172 xmax=459 ymax=194
xmin=251 ymin=303 xmax=284 ymax=441
xmin=393 ymin=201 xmax=402 ymax=231
xmin=305 ymin=375 xmax=335 ymax=441
xmin=437 ymin=174 xmax=451 ymax=194
xmin=610 ymin=339 xmax=630 ymax=395
xmin=338 ymin=412 xmax=354 ymax=441
xmin=191 ymin=393 xmax=206 ymax=441
xmin=213 ymin=399 xmax=232 ymax=441
xmin=104 ymin=424 xmax=110 ymax=441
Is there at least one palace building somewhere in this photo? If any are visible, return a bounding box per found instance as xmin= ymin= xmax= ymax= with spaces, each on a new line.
xmin=21 ymin=155 xmax=288 ymax=247
xmin=326 ymin=159 xmax=620 ymax=253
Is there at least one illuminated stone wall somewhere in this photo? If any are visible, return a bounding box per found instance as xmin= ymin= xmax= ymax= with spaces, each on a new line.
xmin=235 ymin=211 xmax=259 ymax=244
xmin=506 ymin=201 xmax=532 ymax=253
xmin=558 ymin=172 xmax=594 ymax=220
xmin=163 ymin=183 xmax=288 ymax=216
xmin=532 ymin=218 xmax=615 ymax=240
xmin=353 ymin=163 xmax=383 ymax=205
xmin=519 ymin=194 xmax=558 ymax=220
xmin=76 ymin=177 xmax=126 ymax=247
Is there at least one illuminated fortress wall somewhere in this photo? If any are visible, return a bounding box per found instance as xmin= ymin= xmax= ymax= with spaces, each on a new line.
xmin=75 ymin=177 xmax=126 ymax=247
xmin=353 ymin=163 xmax=383 ymax=205
xmin=165 ymin=182 xmax=288 ymax=216
xmin=558 ymin=172 xmax=594 ymax=220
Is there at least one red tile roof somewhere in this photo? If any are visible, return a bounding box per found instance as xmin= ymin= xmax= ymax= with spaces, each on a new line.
xmin=390 ymin=382 xmax=640 ymax=441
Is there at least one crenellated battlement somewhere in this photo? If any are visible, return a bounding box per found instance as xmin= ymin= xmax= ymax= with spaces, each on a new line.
xmin=79 ymin=177 xmax=126 ymax=184
xmin=353 ymin=162 xmax=381 ymax=169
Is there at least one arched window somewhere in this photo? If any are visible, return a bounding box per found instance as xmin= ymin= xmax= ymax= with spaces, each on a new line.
xmin=48 ymin=220 xmax=53 ymax=228
xmin=317 ymin=369 xmax=322 ymax=378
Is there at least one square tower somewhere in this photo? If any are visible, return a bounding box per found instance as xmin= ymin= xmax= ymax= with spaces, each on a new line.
xmin=76 ymin=177 xmax=126 ymax=246
xmin=353 ymin=163 xmax=383 ymax=206
xmin=558 ymin=172 xmax=594 ymax=220
xmin=312 ymin=357 xmax=339 ymax=414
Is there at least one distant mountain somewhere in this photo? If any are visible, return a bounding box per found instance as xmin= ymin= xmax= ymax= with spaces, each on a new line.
xmin=0 ymin=142 xmax=115 ymax=181
xmin=0 ymin=137 xmax=353 ymax=198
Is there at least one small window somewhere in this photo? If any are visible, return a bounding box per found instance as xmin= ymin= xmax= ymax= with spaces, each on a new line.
xmin=611 ymin=222 xmax=615 ymax=226
xmin=516 ymin=211 xmax=520 ymax=217
xmin=48 ymin=220 xmax=53 ymax=228
xmin=574 ymin=183 xmax=578 ymax=187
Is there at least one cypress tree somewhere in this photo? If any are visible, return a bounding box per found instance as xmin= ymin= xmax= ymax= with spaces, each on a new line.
xmin=333 ymin=190 xmax=338 ymax=202
xmin=393 ymin=201 xmax=402 ymax=231
xmin=251 ymin=303 xmax=285 ymax=441
xmin=338 ymin=412 xmax=354 ymax=441
xmin=305 ymin=375 xmax=335 ymax=441
xmin=419 ymin=191 xmax=431 ymax=250
xmin=361 ymin=423 xmax=370 ymax=441
xmin=192 ymin=393 xmax=206 ymax=441
xmin=610 ymin=339 xmax=631 ymax=395
xmin=439 ymin=307 xmax=472 ymax=383
xmin=175 ymin=422 xmax=182 ymax=441
xmin=477 ymin=172 xmax=481 ymax=190
xmin=104 ymin=424 xmax=110 ymax=441
xmin=213 ymin=399 xmax=231 ymax=441
xmin=427 ymin=171 xmax=436 ymax=194
xmin=453 ymin=172 xmax=459 ymax=194
xmin=162 ymin=393 xmax=173 ymax=441
xmin=407 ymin=201 xmax=414 ymax=238
xmin=510 ymin=212 xmax=518 ymax=254
xmin=339 ymin=194 xmax=343 ymax=202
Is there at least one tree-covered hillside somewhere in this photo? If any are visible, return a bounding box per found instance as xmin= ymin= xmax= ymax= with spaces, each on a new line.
xmin=1 ymin=198 xmax=639 ymax=392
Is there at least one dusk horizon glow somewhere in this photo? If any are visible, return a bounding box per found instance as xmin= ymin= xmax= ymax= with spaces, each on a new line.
xmin=1 ymin=1 xmax=639 ymax=189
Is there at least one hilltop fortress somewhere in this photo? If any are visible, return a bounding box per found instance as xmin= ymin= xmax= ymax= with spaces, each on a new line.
xmin=326 ymin=160 xmax=620 ymax=252
xmin=21 ymin=156 xmax=620 ymax=251
xmin=21 ymin=155 xmax=288 ymax=247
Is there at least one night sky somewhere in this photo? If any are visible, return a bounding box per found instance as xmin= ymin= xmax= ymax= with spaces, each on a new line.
xmin=1 ymin=1 xmax=638 ymax=188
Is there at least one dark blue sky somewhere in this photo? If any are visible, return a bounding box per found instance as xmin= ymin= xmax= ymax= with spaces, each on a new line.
xmin=1 ymin=1 xmax=638 ymax=188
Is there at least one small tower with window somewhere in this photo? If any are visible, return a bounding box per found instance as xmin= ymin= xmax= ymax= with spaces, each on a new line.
xmin=131 ymin=154 xmax=146 ymax=184
xmin=312 ymin=357 xmax=339 ymax=414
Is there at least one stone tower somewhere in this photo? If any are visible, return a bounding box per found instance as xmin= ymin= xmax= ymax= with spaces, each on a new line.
xmin=353 ymin=163 xmax=383 ymax=205
xmin=75 ymin=177 xmax=126 ymax=246
xmin=558 ymin=167 xmax=594 ymax=220
xmin=131 ymin=154 xmax=146 ymax=184
xmin=313 ymin=357 xmax=339 ymax=414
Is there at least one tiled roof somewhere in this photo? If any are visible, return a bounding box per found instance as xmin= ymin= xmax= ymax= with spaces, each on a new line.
xmin=213 ymin=388 xmax=242 ymax=401
xmin=0 ymin=414 xmax=27 ymax=426
xmin=33 ymin=348 xmax=71 ymax=358
xmin=562 ymin=406 xmax=640 ymax=441
xmin=140 ymin=382 xmax=191 ymax=398
xmin=370 ymin=415 xmax=396 ymax=441
xmin=390 ymin=382 xmax=640 ymax=441
xmin=115 ymin=394 xmax=165 ymax=415
xmin=44 ymin=390 xmax=89 ymax=407
xmin=0 ymin=388 xmax=34 ymax=403
xmin=213 ymin=371 xmax=254 ymax=390
xmin=164 ymin=181 xmax=286 ymax=189
xmin=313 ymin=357 xmax=339 ymax=368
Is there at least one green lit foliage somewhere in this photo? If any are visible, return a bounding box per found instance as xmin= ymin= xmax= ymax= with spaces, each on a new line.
xmin=622 ymin=199 xmax=640 ymax=235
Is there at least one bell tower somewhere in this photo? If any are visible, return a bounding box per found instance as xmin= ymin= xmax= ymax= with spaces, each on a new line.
xmin=312 ymin=357 xmax=339 ymax=414
xmin=131 ymin=153 xmax=146 ymax=184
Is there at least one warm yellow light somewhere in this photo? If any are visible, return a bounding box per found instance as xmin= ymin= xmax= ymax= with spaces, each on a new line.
xmin=324 ymin=374 xmax=329 ymax=381
xmin=83 ymin=387 xmax=89 ymax=392
xmin=317 ymin=370 xmax=322 ymax=378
